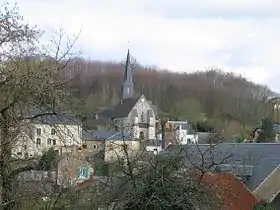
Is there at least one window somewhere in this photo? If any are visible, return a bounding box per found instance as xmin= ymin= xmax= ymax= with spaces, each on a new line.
xmin=36 ymin=128 xmax=41 ymax=136
xmin=82 ymin=144 xmax=87 ymax=149
xmin=51 ymin=128 xmax=56 ymax=135
xmin=93 ymin=144 xmax=97 ymax=149
xmin=139 ymin=131 xmax=144 ymax=140
xmin=76 ymin=167 xmax=89 ymax=179
xmin=36 ymin=138 xmax=41 ymax=145
xmin=24 ymin=145 xmax=27 ymax=150
xmin=47 ymin=139 xmax=52 ymax=145
xmin=52 ymin=139 xmax=56 ymax=145
xmin=17 ymin=152 xmax=22 ymax=156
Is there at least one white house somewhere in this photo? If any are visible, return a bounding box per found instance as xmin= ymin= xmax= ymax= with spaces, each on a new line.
xmin=166 ymin=120 xmax=198 ymax=144
xmin=145 ymin=140 xmax=162 ymax=155
xmin=12 ymin=112 xmax=83 ymax=159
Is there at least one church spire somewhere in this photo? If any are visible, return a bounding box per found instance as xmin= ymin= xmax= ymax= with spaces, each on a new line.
xmin=121 ymin=49 xmax=134 ymax=101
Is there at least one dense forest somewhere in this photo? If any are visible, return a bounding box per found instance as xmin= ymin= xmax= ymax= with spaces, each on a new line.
xmin=61 ymin=58 xmax=277 ymax=137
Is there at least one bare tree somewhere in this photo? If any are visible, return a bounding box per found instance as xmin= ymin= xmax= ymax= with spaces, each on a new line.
xmin=0 ymin=2 xmax=79 ymax=209
xmin=82 ymin=123 xmax=223 ymax=210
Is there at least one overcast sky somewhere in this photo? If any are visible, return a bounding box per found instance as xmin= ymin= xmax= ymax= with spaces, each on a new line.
xmin=13 ymin=0 xmax=280 ymax=91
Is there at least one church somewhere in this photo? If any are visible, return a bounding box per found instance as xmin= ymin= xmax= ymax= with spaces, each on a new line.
xmin=111 ymin=50 xmax=158 ymax=140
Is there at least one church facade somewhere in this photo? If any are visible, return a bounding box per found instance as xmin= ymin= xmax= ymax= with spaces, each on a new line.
xmin=112 ymin=50 xmax=158 ymax=140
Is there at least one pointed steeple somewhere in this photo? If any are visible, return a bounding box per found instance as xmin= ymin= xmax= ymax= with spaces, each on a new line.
xmin=121 ymin=49 xmax=134 ymax=101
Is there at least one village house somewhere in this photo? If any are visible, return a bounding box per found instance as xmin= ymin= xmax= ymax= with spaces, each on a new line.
xmin=163 ymin=143 xmax=280 ymax=209
xmin=17 ymin=154 xmax=93 ymax=190
xmin=164 ymin=120 xmax=198 ymax=144
xmin=57 ymin=153 xmax=93 ymax=187
xmin=82 ymin=130 xmax=140 ymax=162
xmin=12 ymin=111 xmax=83 ymax=159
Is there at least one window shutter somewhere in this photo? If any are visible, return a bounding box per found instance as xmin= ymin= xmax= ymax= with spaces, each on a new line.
xmin=82 ymin=168 xmax=86 ymax=177
xmin=76 ymin=168 xmax=82 ymax=178
xmin=85 ymin=167 xmax=89 ymax=178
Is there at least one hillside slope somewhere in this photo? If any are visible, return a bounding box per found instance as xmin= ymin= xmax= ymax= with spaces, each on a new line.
xmin=62 ymin=59 xmax=276 ymax=134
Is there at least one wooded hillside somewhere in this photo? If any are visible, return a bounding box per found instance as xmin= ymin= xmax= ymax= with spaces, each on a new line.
xmin=62 ymin=58 xmax=276 ymax=135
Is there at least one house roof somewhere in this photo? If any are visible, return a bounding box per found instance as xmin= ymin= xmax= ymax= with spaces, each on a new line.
xmin=82 ymin=130 xmax=131 ymax=141
xmin=200 ymin=172 xmax=258 ymax=210
xmin=112 ymin=97 xmax=140 ymax=118
xmin=29 ymin=107 xmax=81 ymax=125
xmin=145 ymin=139 xmax=162 ymax=147
xmin=32 ymin=113 xmax=80 ymax=125
xmin=163 ymin=143 xmax=280 ymax=191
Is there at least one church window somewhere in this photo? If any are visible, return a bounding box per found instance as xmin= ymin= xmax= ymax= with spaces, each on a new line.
xmin=140 ymin=112 xmax=145 ymax=122
xmin=147 ymin=109 xmax=153 ymax=123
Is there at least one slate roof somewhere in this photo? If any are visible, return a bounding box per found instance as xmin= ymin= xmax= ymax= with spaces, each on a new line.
xmin=29 ymin=107 xmax=81 ymax=125
xmin=112 ymin=97 xmax=140 ymax=118
xmin=163 ymin=143 xmax=280 ymax=190
xmin=82 ymin=130 xmax=131 ymax=141
xmin=94 ymin=107 xmax=115 ymax=119
xmin=145 ymin=139 xmax=162 ymax=147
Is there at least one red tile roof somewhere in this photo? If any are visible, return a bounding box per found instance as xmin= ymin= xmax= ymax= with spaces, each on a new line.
xmin=200 ymin=172 xmax=259 ymax=210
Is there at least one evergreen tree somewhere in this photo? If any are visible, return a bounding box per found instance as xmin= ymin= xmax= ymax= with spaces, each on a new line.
xmin=258 ymin=118 xmax=275 ymax=142
xmin=37 ymin=148 xmax=58 ymax=171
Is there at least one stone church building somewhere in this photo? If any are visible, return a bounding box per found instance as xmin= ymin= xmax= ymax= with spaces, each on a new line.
xmin=112 ymin=50 xmax=158 ymax=140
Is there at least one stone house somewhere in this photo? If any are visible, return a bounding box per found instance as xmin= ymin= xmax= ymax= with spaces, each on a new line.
xmin=12 ymin=111 xmax=83 ymax=159
xmin=57 ymin=153 xmax=93 ymax=187
xmin=82 ymin=130 xmax=140 ymax=162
